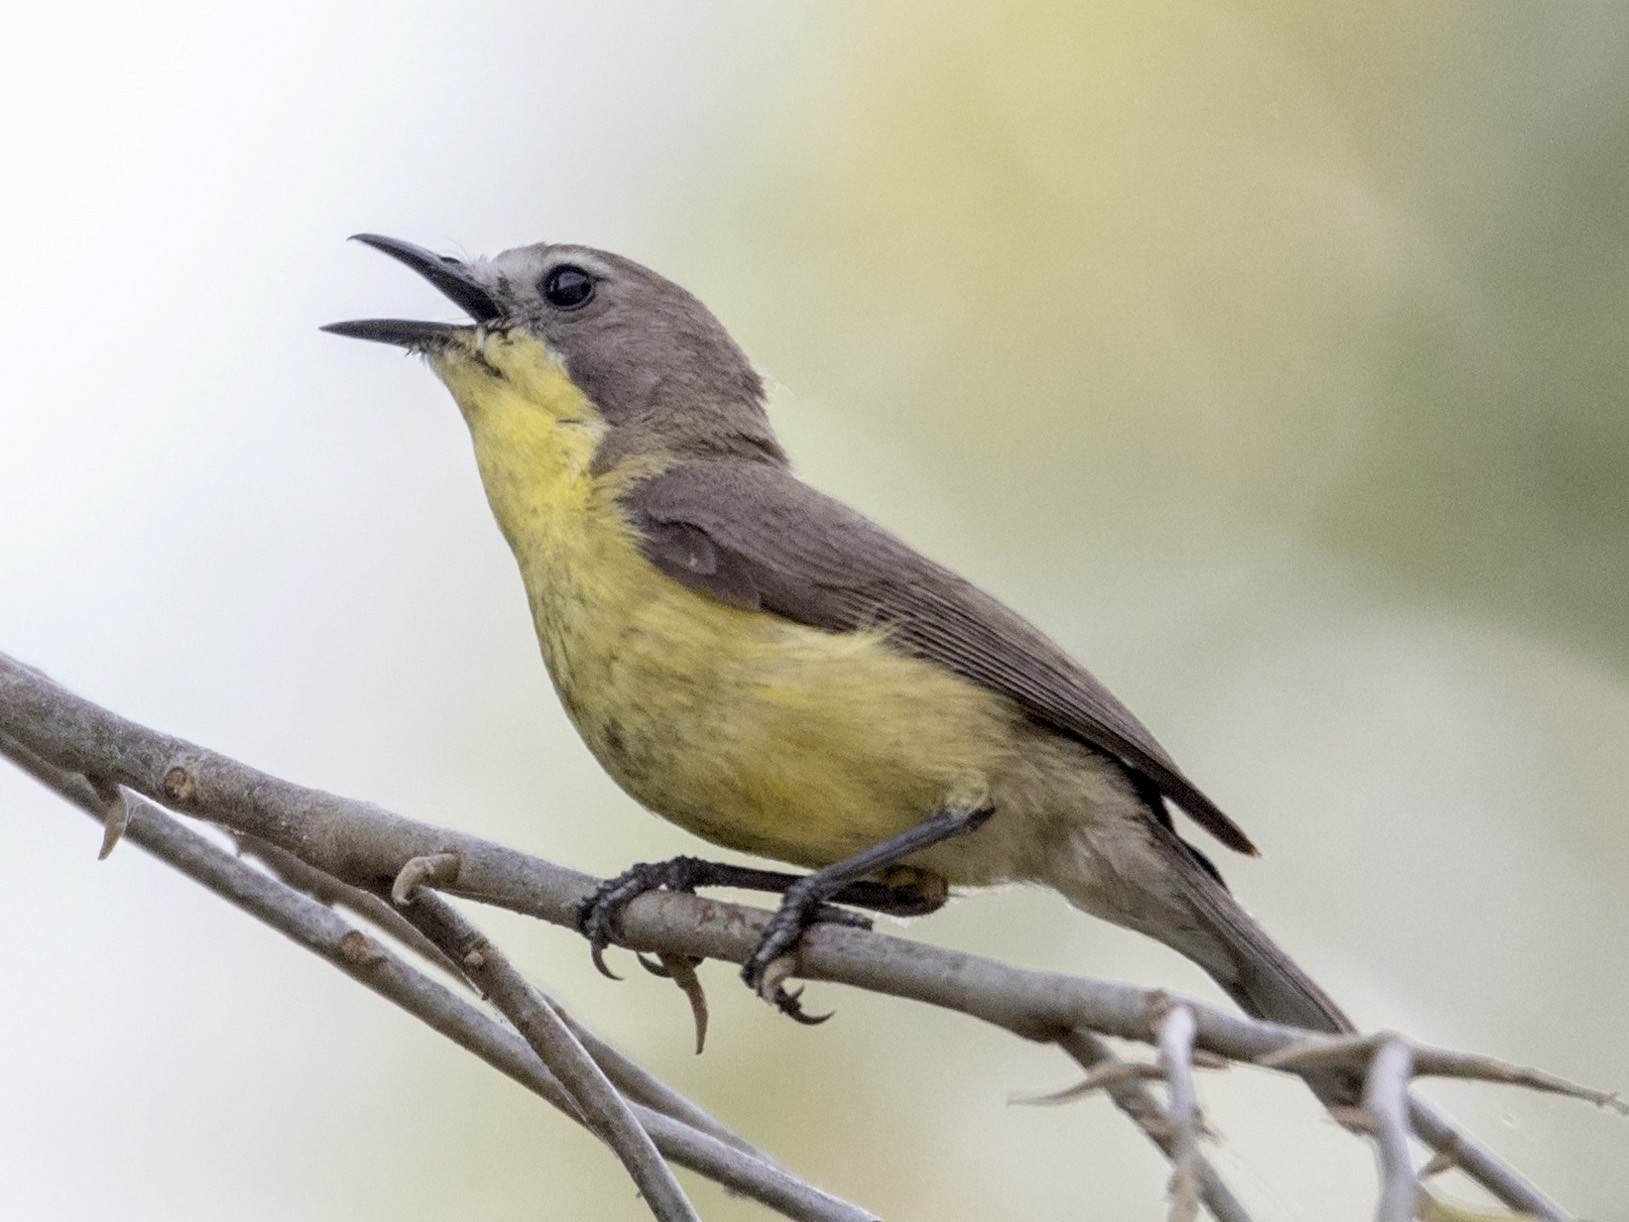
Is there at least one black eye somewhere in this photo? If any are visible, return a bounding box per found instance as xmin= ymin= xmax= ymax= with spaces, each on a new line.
xmin=541 ymin=264 xmax=595 ymax=310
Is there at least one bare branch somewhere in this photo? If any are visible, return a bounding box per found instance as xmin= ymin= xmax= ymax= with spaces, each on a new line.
xmin=1262 ymin=1033 xmax=1625 ymax=1113
xmin=241 ymin=833 xmax=762 ymax=1160
xmin=1365 ymin=1038 xmax=1419 ymax=1222
xmin=2 ymin=651 xmax=1612 ymax=1222
xmin=1053 ymin=1031 xmax=1253 ymax=1222
xmin=2 ymin=730 xmax=876 ymax=1222
xmin=1012 ymin=1056 xmax=1166 ymax=1106
xmin=1154 ymin=1001 xmax=1202 ymax=1222
xmin=392 ymin=882 xmax=700 ymax=1222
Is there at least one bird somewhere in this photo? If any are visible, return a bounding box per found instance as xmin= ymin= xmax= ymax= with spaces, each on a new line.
xmin=324 ymin=233 xmax=1351 ymax=1037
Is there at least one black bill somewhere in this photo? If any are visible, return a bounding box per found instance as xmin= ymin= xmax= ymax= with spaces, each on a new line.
xmin=322 ymin=233 xmax=502 ymax=348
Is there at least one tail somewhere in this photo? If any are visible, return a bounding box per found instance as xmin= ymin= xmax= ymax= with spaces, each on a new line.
xmin=1175 ymin=849 xmax=1354 ymax=1036
xmin=1151 ymin=827 xmax=1364 ymax=1104
xmin=1091 ymin=773 xmax=1355 ymax=1037
xmin=1046 ymin=796 xmax=1359 ymax=1098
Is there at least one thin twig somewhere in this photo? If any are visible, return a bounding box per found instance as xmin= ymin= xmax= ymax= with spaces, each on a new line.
xmin=238 ymin=833 xmax=465 ymax=975
xmin=2 ymin=731 xmax=876 ymax=1222
xmin=1365 ymin=1037 xmax=1419 ymax=1222
xmin=1261 ymin=1033 xmax=1624 ymax=1114
xmin=393 ymin=882 xmax=700 ymax=1222
xmin=241 ymin=833 xmax=760 ymax=1158
xmin=1056 ymin=1030 xmax=1254 ymax=1222
xmin=1012 ymin=1056 xmax=1165 ymax=1105
xmin=1408 ymin=1098 xmax=1567 ymax=1222
xmin=1155 ymin=1001 xmax=1203 ymax=1222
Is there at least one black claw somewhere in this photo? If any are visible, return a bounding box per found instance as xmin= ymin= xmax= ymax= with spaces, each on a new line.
xmin=637 ymin=952 xmax=670 ymax=977
xmin=576 ymin=886 xmax=628 ymax=980
xmin=740 ymin=878 xmax=837 ymax=1002
xmin=575 ymin=858 xmax=720 ymax=981
xmin=739 ymin=900 xmax=866 ymax=997
xmin=741 ymin=922 xmax=798 ymax=995
xmin=581 ymin=855 xmax=875 ymax=1024
xmin=588 ymin=938 xmax=623 ymax=981
xmin=774 ymin=984 xmax=833 ymax=1025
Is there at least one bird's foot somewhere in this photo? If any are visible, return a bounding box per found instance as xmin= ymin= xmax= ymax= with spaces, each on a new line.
xmin=741 ymin=876 xmax=869 ymax=1024
xmin=576 ymin=856 xmax=716 ymax=980
xmin=577 ymin=856 xmax=871 ymax=989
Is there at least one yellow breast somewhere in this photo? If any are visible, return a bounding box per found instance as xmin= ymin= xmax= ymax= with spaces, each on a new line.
xmin=433 ymin=331 xmax=1022 ymax=869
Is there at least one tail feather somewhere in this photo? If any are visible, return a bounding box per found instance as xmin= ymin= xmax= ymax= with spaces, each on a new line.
xmin=1177 ymin=857 xmax=1353 ymax=1036
xmin=1039 ymin=775 xmax=1355 ymax=1081
xmin=1158 ymin=831 xmax=1363 ymax=1103
xmin=1117 ymin=776 xmax=1351 ymax=1035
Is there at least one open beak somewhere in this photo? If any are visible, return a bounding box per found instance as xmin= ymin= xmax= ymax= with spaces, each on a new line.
xmin=322 ymin=234 xmax=502 ymax=347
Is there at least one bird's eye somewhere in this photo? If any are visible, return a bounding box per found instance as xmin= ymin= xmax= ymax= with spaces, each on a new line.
xmin=541 ymin=265 xmax=595 ymax=310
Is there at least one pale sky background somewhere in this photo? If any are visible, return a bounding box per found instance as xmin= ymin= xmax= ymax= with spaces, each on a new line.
xmin=2 ymin=3 xmax=1626 ymax=1219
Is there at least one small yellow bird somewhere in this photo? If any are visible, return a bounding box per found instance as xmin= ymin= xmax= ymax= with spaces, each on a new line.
xmin=326 ymin=234 xmax=1349 ymax=1034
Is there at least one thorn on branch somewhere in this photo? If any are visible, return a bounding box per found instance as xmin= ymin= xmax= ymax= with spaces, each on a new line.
xmin=95 ymin=783 xmax=128 ymax=859
xmin=1260 ymin=1031 xmax=1626 ymax=1114
xmin=1012 ymin=1059 xmax=1167 ymax=1107
xmin=1419 ymin=1135 xmax=1461 ymax=1179
xmin=639 ymin=953 xmax=711 ymax=1055
xmin=392 ymin=851 xmax=463 ymax=905
xmin=1329 ymin=1105 xmax=1382 ymax=1135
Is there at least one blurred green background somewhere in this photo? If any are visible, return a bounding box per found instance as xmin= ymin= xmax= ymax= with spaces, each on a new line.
xmin=2 ymin=3 xmax=1625 ymax=1218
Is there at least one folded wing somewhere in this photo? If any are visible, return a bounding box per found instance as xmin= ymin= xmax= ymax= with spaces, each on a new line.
xmin=623 ymin=459 xmax=1256 ymax=856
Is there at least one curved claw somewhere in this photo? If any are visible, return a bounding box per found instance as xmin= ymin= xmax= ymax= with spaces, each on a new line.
xmin=747 ymin=950 xmax=788 ymax=1000
xmin=577 ymin=893 xmax=626 ymax=981
xmin=587 ymin=930 xmax=624 ymax=981
xmin=576 ymin=859 xmax=709 ymax=983
xmin=637 ymin=952 xmax=671 ymax=978
xmin=743 ymin=884 xmax=821 ymax=981
xmin=748 ymin=951 xmax=832 ymax=1024
xmin=774 ymin=983 xmax=834 ymax=1026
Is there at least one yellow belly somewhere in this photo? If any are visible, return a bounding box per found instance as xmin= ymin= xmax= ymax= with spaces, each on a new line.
xmin=437 ymin=331 xmax=1027 ymax=871
xmin=520 ymin=460 xmax=1018 ymax=867
xmin=550 ymin=561 xmax=1020 ymax=868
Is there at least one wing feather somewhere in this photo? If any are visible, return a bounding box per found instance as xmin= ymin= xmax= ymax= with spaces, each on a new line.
xmin=623 ymin=460 xmax=1256 ymax=855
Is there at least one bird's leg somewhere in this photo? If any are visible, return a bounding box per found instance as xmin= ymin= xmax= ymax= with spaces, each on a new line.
xmin=742 ymin=803 xmax=994 ymax=1020
xmin=574 ymin=855 xmax=948 ymax=982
